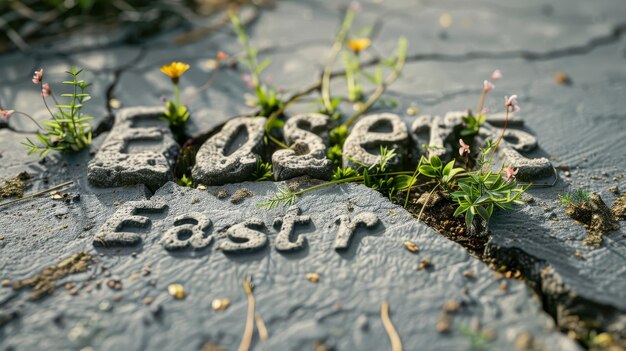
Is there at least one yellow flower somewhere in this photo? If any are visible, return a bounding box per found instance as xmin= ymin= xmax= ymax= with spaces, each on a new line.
xmin=160 ymin=61 xmax=190 ymax=83
xmin=346 ymin=38 xmax=371 ymax=53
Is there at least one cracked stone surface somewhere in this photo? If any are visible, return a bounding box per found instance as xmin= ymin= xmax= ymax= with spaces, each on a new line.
xmin=1 ymin=181 xmax=579 ymax=350
xmin=1 ymin=0 xmax=626 ymax=349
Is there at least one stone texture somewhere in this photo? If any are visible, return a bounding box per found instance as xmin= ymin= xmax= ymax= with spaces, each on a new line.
xmin=1 ymin=0 xmax=626 ymax=348
xmin=1 ymin=182 xmax=578 ymax=350
xmin=343 ymin=113 xmax=409 ymax=170
xmin=192 ymin=116 xmax=266 ymax=185
xmin=272 ymin=113 xmax=333 ymax=181
xmin=88 ymin=106 xmax=179 ymax=191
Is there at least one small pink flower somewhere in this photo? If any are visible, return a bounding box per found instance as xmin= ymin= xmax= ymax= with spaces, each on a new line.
xmin=505 ymin=94 xmax=520 ymax=112
xmin=483 ymin=80 xmax=494 ymax=92
xmin=459 ymin=139 xmax=470 ymax=157
xmin=242 ymin=74 xmax=255 ymax=88
xmin=481 ymin=107 xmax=489 ymax=114
xmin=491 ymin=69 xmax=502 ymax=81
xmin=41 ymin=83 xmax=51 ymax=97
xmin=502 ymin=167 xmax=518 ymax=182
xmin=0 ymin=109 xmax=14 ymax=121
xmin=32 ymin=69 xmax=44 ymax=84
xmin=350 ymin=1 xmax=362 ymax=12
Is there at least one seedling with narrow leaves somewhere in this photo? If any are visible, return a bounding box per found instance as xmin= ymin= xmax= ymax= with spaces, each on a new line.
xmin=23 ymin=67 xmax=93 ymax=156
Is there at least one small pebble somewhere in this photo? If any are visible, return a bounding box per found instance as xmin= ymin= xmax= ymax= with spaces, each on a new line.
xmin=462 ymin=271 xmax=476 ymax=279
xmin=403 ymin=241 xmax=419 ymax=253
xmin=143 ymin=297 xmax=154 ymax=305
xmin=418 ymin=258 xmax=432 ymax=270
xmin=436 ymin=314 xmax=450 ymax=333
xmin=306 ymin=273 xmax=320 ymax=283
xmin=2 ymin=279 xmax=11 ymax=287
xmin=99 ymin=300 xmax=112 ymax=311
xmin=443 ymin=300 xmax=460 ymax=313
xmin=211 ymin=298 xmax=231 ymax=312
xmin=168 ymin=284 xmax=186 ymax=299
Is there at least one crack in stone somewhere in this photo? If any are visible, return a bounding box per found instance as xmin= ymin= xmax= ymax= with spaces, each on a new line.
xmin=486 ymin=240 xmax=626 ymax=347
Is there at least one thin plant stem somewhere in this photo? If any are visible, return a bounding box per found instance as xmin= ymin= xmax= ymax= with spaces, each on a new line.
xmin=12 ymin=111 xmax=43 ymax=129
xmin=485 ymin=106 xmax=509 ymax=170
xmin=416 ymin=183 xmax=440 ymax=222
xmin=255 ymin=314 xmax=269 ymax=341
xmin=264 ymin=94 xmax=304 ymax=150
xmin=381 ymin=302 xmax=403 ymax=351
xmin=238 ymin=278 xmax=255 ymax=351
xmin=229 ymin=9 xmax=260 ymax=87
xmin=50 ymin=91 xmax=60 ymax=108
xmin=403 ymin=158 xmax=423 ymax=208
xmin=0 ymin=181 xmax=73 ymax=209
xmin=69 ymin=73 xmax=79 ymax=138
xmin=291 ymin=171 xmax=413 ymax=198
xmin=475 ymin=91 xmax=486 ymax=116
xmin=174 ymin=83 xmax=181 ymax=106
xmin=321 ymin=7 xmax=355 ymax=112
xmin=40 ymin=82 xmax=56 ymax=119
xmin=342 ymin=38 xmax=407 ymax=128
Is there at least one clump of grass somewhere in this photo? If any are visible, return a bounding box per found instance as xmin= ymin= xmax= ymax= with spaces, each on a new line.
xmin=559 ymin=188 xmax=590 ymax=206
xmin=252 ymin=160 xmax=273 ymax=181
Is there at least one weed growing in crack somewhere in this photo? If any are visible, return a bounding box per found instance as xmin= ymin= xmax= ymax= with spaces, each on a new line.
xmin=21 ymin=67 xmax=93 ymax=156
xmin=259 ymin=146 xmax=414 ymax=208
xmin=177 ymin=174 xmax=193 ymax=188
xmin=252 ymin=160 xmax=273 ymax=182
xmin=559 ymin=188 xmax=590 ymax=206
xmin=160 ymin=61 xmax=191 ymax=127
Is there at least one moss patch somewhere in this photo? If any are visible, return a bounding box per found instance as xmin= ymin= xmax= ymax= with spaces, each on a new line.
xmin=611 ymin=193 xmax=626 ymax=220
xmin=565 ymin=194 xmax=620 ymax=248
xmin=12 ymin=252 xmax=94 ymax=300
xmin=0 ymin=172 xmax=31 ymax=199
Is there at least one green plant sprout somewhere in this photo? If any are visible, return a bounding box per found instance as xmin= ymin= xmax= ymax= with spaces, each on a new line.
xmin=252 ymin=160 xmax=273 ymax=181
xmin=461 ymin=112 xmax=487 ymax=137
xmin=451 ymin=167 xmax=529 ymax=228
xmin=417 ymin=155 xmax=465 ymax=191
xmin=559 ymin=188 xmax=590 ymax=206
xmin=160 ymin=61 xmax=191 ymax=127
xmin=23 ymin=66 xmax=93 ymax=156
xmin=458 ymin=324 xmax=494 ymax=351
xmin=460 ymin=69 xmax=501 ymax=136
xmin=177 ymin=174 xmax=193 ymax=187
xmin=229 ymin=9 xmax=285 ymax=149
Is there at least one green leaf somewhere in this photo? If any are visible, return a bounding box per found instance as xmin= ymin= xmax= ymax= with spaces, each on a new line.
xmin=476 ymin=206 xmax=490 ymax=221
xmin=418 ymin=165 xmax=437 ymax=178
xmin=393 ymin=175 xmax=416 ymax=190
xmin=429 ymin=155 xmax=442 ymax=170
xmin=453 ymin=205 xmax=467 ymax=217
xmin=442 ymin=161 xmax=454 ymax=176
xmin=447 ymin=168 xmax=465 ymax=179
xmin=465 ymin=211 xmax=474 ymax=229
